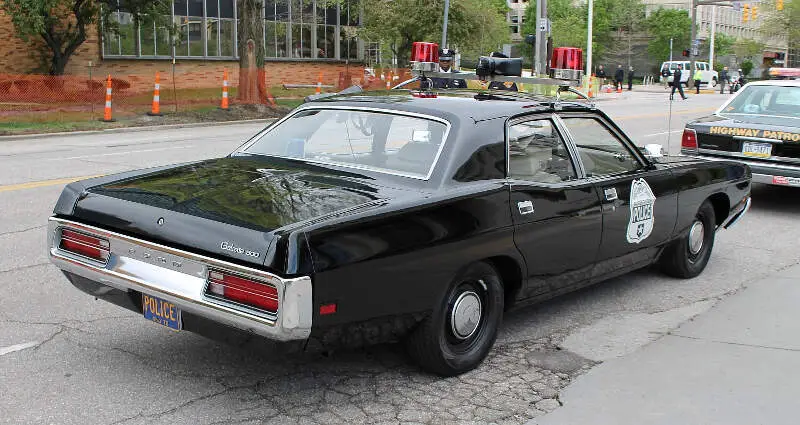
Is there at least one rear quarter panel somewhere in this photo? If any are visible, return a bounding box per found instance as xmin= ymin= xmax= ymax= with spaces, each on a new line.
xmin=304 ymin=182 xmax=521 ymax=330
xmin=668 ymin=159 xmax=751 ymax=235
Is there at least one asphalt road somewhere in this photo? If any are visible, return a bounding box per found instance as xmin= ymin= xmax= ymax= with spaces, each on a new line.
xmin=1 ymin=91 xmax=797 ymax=425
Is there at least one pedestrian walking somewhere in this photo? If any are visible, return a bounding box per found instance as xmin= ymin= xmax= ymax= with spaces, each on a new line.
xmin=627 ymin=66 xmax=634 ymax=91
xmin=671 ymin=64 xmax=688 ymax=100
xmin=614 ymin=65 xmax=624 ymax=91
xmin=719 ymin=66 xmax=729 ymax=94
xmin=693 ymin=68 xmax=703 ymax=94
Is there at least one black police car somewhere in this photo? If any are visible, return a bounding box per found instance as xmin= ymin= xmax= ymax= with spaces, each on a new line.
xmin=682 ymin=80 xmax=800 ymax=187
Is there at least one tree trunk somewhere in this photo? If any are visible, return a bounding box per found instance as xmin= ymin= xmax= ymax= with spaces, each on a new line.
xmin=237 ymin=0 xmax=265 ymax=103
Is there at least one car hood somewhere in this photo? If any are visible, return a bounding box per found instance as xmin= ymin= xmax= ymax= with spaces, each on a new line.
xmin=64 ymin=156 xmax=405 ymax=271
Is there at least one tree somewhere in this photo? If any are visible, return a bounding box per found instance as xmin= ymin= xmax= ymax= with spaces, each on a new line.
xmin=759 ymin=0 xmax=799 ymax=47
xmin=705 ymin=32 xmax=735 ymax=58
xmin=237 ymin=0 xmax=265 ymax=103
xmin=733 ymin=37 xmax=765 ymax=62
xmin=0 ymin=0 xmax=171 ymax=75
xmin=362 ymin=0 xmax=509 ymax=67
xmin=607 ymin=0 xmax=646 ymax=67
xmin=645 ymin=8 xmax=691 ymax=63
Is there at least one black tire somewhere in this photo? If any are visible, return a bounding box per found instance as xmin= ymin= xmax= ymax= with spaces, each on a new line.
xmin=405 ymin=261 xmax=504 ymax=376
xmin=659 ymin=200 xmax=716 ymax=278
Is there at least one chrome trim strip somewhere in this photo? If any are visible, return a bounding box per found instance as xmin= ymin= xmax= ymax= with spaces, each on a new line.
xmin=695 ymin=149 xmax=800 ymax=167
xmin=235 ymin=105 xmax=453 ymax=181
xmin=721 ymin=196 xmax=751 ymax=229
xmin=47 ymin=217 xmax=312 ymax=341
xmin=733 ymin=135 xmax=784 ymax=144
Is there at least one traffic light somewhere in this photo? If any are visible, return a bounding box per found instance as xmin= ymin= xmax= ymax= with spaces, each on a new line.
xmin=743 ymin=3 xmax=750 ymax=22
xmin=777 ymin=0 xmax=784 ymax=10
xmin=752 ymin=5 xmax=758 ymax=20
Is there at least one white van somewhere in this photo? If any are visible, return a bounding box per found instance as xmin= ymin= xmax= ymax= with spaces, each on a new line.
xmin=659 ymin=61 xmax=719 ymax=87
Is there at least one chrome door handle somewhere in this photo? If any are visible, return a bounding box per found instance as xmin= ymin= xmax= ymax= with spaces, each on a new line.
xmin=604 ymin=187 xmax=618 ymax=202
xmin=517 ymin=200 xmax=534 ymax=215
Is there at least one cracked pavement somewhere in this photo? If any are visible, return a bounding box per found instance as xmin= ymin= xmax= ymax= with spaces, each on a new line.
xmin=2 ymin=96 xmax=799 ymax=424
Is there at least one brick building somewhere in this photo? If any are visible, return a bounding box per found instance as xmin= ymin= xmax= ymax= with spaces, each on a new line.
xmin=0 ymin=0 xmax=369 ymax=91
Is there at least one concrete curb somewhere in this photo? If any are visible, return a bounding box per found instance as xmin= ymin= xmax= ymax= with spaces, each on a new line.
xmin=0 ymin=118 xmax=277 ymax=142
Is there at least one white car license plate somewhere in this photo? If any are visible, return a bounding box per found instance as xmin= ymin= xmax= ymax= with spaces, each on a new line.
xmin=742 ymin=141 xmax=772 ymax=158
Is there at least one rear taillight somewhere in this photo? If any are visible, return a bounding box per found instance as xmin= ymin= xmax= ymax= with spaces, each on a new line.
xmin=681 ymin=128 xmax=698 ymax=149
xmin=206 ymin=269 xmax=279 ymax=313
xmin=59 ymin=228 xmax=110 ymax=263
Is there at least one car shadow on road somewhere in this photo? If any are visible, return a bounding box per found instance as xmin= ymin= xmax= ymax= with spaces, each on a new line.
xmin=749 ymin=183 xmax=800 ymax=213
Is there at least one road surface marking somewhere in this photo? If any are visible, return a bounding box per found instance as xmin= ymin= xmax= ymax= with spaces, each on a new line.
xmin=613 ymin=107 xmax=716 ymax=121
xmin=50 ymin=145 xmax=192 ymax=161
xmin=0 ymin=341 xmax=38 ymax=356
xmin=643 ymin=130 xmax=683 ymax=138
xmin=0 ymin=175 xmax=104 ymax=193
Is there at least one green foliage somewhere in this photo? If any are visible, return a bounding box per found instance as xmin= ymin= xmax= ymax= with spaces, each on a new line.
xmin=758 ymin=0 xmax=799 ymax=45
xmin=0 ymin=0 xmax=172 ymax=75
xmin=734 ymin=37 xmax=765 ymax=61
xmin=705 ymin=32 xmax=735 ymax=57
xmin=741 ymin=59 xmax=754 ymax=76
xmin=362 ymin=0 xmax=509 ymax=66
xmin=645 ymin=8 xmax=691 ymax=62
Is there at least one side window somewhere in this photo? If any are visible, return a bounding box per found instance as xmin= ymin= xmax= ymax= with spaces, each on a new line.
xmin=560 ymin=117 xmax=641 ymax=177
xmin=508 ymin=119 xmax=577 ymax=183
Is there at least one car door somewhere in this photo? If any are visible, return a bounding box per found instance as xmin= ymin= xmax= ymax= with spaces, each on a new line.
xmin=557 ymin=114 xmax=678 ymax=280
xmin=506 ymin=115 xmax=603 ymax=298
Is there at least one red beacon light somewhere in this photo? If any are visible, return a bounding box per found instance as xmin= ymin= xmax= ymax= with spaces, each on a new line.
xmin=410 ymin=41 xmax=439 ymax=73
xmin=550 ymin=47 xmax=584 ymax=82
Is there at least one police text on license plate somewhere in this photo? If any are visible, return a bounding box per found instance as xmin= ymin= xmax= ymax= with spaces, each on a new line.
xmin=742 ymin=141 xmax=772 ymax=158
xmin=142 ymin=293 xmax=181 ymax=331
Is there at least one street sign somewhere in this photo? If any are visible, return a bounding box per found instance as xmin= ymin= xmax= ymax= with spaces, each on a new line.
xmin=539 ymin=18 xmax=550 ymax=33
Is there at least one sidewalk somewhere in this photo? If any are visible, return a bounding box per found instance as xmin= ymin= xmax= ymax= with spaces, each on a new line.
xmin=529 ymin=263 xmax=800 ymax=425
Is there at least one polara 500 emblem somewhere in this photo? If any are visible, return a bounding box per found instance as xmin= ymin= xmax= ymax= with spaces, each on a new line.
xmin=627 ymin=178 xmax=656 ymax=244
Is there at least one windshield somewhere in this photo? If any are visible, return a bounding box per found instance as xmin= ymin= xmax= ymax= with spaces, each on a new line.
xmin=721 ymin=85 xmax=800 ymax=118
xmin=242 ymin=108 xmax=448 ymax=179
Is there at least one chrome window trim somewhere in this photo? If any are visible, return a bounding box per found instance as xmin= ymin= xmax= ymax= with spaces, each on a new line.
xmin=235 ymin=105 xmax=453 ymax=181
xmin=47 ymin=217 xmax=312 ymax=341
xmin=504 ymin=113 xmax=587 ymax=180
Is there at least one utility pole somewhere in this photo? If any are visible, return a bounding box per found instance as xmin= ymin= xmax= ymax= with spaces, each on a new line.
xmin=709 ymin=6 xmax=716 ymax=70
xmin=442 ymin=0 xmax=450 ymax=48
xmin=670 ymin=38 xmax=673 ymax=61
xmin=587 ymin=0 xmax=594 ymax=79
xmin=535 ymin=0 xmax=548 ymax=75
xmin=689 ymin=0 xmax=697 ymax=89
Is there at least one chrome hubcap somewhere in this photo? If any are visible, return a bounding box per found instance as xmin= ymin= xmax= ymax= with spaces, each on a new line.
xmin=688 ymin=220 xmax=705 ymax=255
xmin=451 ymin=291 xmax=482 ymax=340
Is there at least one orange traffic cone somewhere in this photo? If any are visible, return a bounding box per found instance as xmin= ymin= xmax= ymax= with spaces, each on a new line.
xmin=220 ymin=68 xmax=229 ymax=110
xmin=101 ymin=75 xmax=114 ymax=122
xmin=147 ymin=72 xmax=162 ymax=116
xmin=588 ymin=74 xmax=594 ymax=98
xmin=386 ymin=72 xmax=392 ymax=90
xmin=316 ymin=72 xmax=322 ymax=95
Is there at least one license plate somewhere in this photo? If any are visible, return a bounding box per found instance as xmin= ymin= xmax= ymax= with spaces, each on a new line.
xmin=142 ymin=293 xmax=181 ymax=331
xmin=742 ymin=141 xmax=772 ymax=158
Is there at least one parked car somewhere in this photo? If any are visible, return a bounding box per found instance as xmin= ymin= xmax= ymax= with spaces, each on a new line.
xmin=682 ymin=79 xmax=800 ymax=187
xmin=48 ymin=82 xmax=751 ymax=376
xmin=660 ymin=60 xmax=719 ymax=87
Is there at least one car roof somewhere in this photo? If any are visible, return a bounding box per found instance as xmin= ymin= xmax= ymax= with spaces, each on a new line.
xmin=304 ymin=90 xmax=595 ymax=122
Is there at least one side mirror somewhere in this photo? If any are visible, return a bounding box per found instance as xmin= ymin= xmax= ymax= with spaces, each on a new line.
xmin=640 ymin=143 xmax=665 ymax=159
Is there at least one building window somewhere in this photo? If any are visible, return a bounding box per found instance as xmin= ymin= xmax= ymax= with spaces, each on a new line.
xmin=103 ymin=0 xmax=362 ymax=61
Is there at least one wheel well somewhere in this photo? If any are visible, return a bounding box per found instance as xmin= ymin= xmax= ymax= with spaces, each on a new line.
xmin=708 ymin=192 xmax=730 ymax=226
xmin=484 ymin=256 xmax=523 ymax=310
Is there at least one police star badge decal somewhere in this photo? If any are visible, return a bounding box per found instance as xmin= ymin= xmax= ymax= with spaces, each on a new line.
xmin=627 ymin=178 xmax=656 ymax=244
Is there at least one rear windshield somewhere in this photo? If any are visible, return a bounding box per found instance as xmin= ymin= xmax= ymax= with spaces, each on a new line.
xmin=242 ymin=109 xmax=448 ymax=179
xmin=722 ymin=85 xmax=800 ymax=118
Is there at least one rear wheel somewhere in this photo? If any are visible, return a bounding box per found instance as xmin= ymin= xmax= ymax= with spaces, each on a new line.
xmin=711 ymin=77 xmax=718 ymax=87
xmin=659 ymin=200 xmax=716 ymax=278
xmin=405 ymin=261 xmax=504 ymax=376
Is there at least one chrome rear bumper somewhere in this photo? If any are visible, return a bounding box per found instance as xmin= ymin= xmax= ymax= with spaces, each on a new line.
xmin=47 ymin=217 xmax=312 ymax=341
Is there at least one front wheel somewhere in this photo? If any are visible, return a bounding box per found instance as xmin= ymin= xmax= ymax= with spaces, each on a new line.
xmin=711 ymin=77 xmax=718 ymax=87
xmin=658 ymin=200 xmax=716 ymax=278
xmin=405 ymin=261 xmax=504 ymax=376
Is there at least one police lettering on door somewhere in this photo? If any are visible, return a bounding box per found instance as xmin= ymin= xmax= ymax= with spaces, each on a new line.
xmin=627 ymin=178 xmax=656 ymax=244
